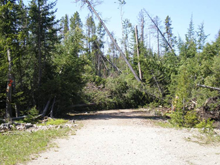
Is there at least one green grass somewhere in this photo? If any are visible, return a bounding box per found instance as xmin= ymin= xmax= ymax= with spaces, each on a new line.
xmin=190 ymin=131 xmax=220 ymax=145
xmin=0 ymin=127 xmax=73 ymax=165
xmin=37 ymin=118 xmax=69 ymax=126
xmin=156 ymin=121 xmax=175 ymax=128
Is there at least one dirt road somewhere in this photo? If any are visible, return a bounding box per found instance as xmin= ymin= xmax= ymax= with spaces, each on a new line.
xmin=26 ymin=109 xmax=220 ymax=165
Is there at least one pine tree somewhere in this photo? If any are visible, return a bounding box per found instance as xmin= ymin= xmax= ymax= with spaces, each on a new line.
xmin=197 ymin=22 xmax=209 ymax=51
xmin=60 ymin=14 xmax=69 ymax=38
xmin=28 ymin=0 xmax=60 ymax=108
xmin=163 ymin=16 xmax=176 ymax=53
xmin=70 ymin=11 xmax=83 ymax=30
xmin=0 ymin=0 xmax=22 ymax=118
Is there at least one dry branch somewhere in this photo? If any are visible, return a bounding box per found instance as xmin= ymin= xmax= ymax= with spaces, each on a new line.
xmin=197 ymin=84 xmax=220 ymax=91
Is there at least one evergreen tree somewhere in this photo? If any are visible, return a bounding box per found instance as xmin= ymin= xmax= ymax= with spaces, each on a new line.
xmin=28 ymin=0 xmax=60 ymax=108
xmin=85 ymin=15 xmax=96 ymax=53
xmin=163 ymin=16 xmax=176 ymax=53
xmin=60 ymin=14 xmax=69 ymax=38
xmin=70 ymin=11 xmax=82 ymax=30
xmin=0 ymin=0 xmax=23 ymax=118
xmin=197 ymin=22 xmax=209 ymax=51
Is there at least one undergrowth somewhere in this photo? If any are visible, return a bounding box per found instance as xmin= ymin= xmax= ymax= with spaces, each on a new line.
xmin=0 ymin=118 xmax=74 ymax=165
xmin=0 ymin=127 xmax=72 ymax=165
xmin=38 ymin=118 xmax=68 ymax=126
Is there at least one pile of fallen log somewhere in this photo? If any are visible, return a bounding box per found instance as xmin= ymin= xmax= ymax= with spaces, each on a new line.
xmin=0 ymin=120 xmax=77 ymax=133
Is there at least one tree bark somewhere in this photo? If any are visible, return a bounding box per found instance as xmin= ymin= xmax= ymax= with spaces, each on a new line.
xmin=143 ymin=9 xmax=176 ymax=56
xmin=135 ymin=26 xmax=142 ymax=80
xmin=50 ymin=97 xmax=56 ymax=118
xmin=41 ymin=99 xmax=51 ymax=118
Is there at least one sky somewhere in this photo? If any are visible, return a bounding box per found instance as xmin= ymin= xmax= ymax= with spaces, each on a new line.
xmin=23 ymin=0 xmax=220 ymax=46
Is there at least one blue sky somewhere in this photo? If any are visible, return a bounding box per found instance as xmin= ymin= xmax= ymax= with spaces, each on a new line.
xmin=23 ymin=0 xmax=220 ymax=45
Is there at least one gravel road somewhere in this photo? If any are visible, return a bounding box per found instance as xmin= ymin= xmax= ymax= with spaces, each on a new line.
xmin=26 ymin=109 xmax=220 ymax=165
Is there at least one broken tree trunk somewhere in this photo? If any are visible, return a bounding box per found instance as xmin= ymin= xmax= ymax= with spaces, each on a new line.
xmin=83 ymin=0 xmax=141 ymax=82
xmin=50 ymin=97 xmax=56 ymax=118
xmin=197 ymin=84 xmax=220 ymax=91
xmin=135 ymin=25 xmax=142 ymax=80
xmin=41 ymin=99 xmax=51 ymax=118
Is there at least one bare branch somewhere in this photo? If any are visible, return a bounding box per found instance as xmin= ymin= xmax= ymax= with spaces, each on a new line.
xmin=143 ymin=9 xmax=176 ymax=56
xmin=197 ymin=84 xmax=220 ymax=91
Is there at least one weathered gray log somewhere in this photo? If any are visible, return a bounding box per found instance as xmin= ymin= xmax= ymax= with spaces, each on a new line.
xmin=197 ymin=84 xmax=220 ymax=91
xmin=39 ymin=99 xmax=51 ymax=118
xmin=50 ymin=97 xmax=56 ymax=118
xmin=135 ymin=25 xmax=142 ymax=80
xmin=143 ymin=9 xmax=176 ymax=56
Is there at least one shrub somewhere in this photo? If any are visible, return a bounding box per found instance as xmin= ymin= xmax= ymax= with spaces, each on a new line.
xmin=23 ymin=106 xmax=39 ymax=123
xmin=169 ymin=109 xmax=184 ymax=127
xmin=184 ymin=110 xmax=199 ymax=128
xmin=196 ymin=118 xmax=214 ymax=133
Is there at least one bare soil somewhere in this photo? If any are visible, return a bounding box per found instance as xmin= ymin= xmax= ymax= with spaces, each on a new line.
xmin=25 ymin=109 xmax=220 ymax=165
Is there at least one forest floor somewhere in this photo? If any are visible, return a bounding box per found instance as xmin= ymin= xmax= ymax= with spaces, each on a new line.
xmin=25 ymin=109 xmax=220 ymax=165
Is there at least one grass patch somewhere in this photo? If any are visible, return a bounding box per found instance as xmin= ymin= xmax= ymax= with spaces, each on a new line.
xmin=156 ymin=121 xmax=175 ymax=128
xmin=190 ymin=131 xmax=220 ymax=145
xmin=38 ymin=118 xmax=69 ymax=126
xmin=0 ymin=127 xmax=73 ymax=165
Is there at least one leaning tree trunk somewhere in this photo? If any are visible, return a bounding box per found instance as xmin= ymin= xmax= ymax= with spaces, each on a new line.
xmin=83 ymin=0 xmax=141 ymax=82
xmin=135 ymin=25 xmax=142 ymax=80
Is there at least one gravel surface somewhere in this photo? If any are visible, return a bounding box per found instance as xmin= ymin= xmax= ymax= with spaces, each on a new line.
xmin=26 ymin=109 xmax=220 ymax=165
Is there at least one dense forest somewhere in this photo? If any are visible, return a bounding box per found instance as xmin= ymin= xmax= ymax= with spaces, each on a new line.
xmin=1 ymin=0 xmax=220 ymax=127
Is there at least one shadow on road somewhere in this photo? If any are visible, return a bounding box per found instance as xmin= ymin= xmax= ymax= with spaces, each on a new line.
xmin=63 ymin=109 xmax=168 ymax=121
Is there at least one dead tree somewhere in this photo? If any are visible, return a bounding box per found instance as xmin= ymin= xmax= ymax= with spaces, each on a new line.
xmin=143 ymin=9 xmax=176 ymax=56
xmin=76 ymin=0 xmax=141 ymax=82
xmin=135 ymin=25 xmax=142 ymax=80
xmin=75 ymin=0 xmax=166 ymax=102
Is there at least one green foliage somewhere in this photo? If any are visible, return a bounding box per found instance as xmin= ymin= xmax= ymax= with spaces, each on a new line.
xmin=40 ymin=118 xmax=68 ymax=126
xmin=184 ymin=111 xmax=199 ymax=128
xmin=196 ymin=119 xmax=214 ymax=133
xmin=83 ymin=74 xmax=147 ymax=111
xmin=169 ymin=110 xmax=184 ymax=127
xmin=23 ymin=106 xmax=39 ymax=123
